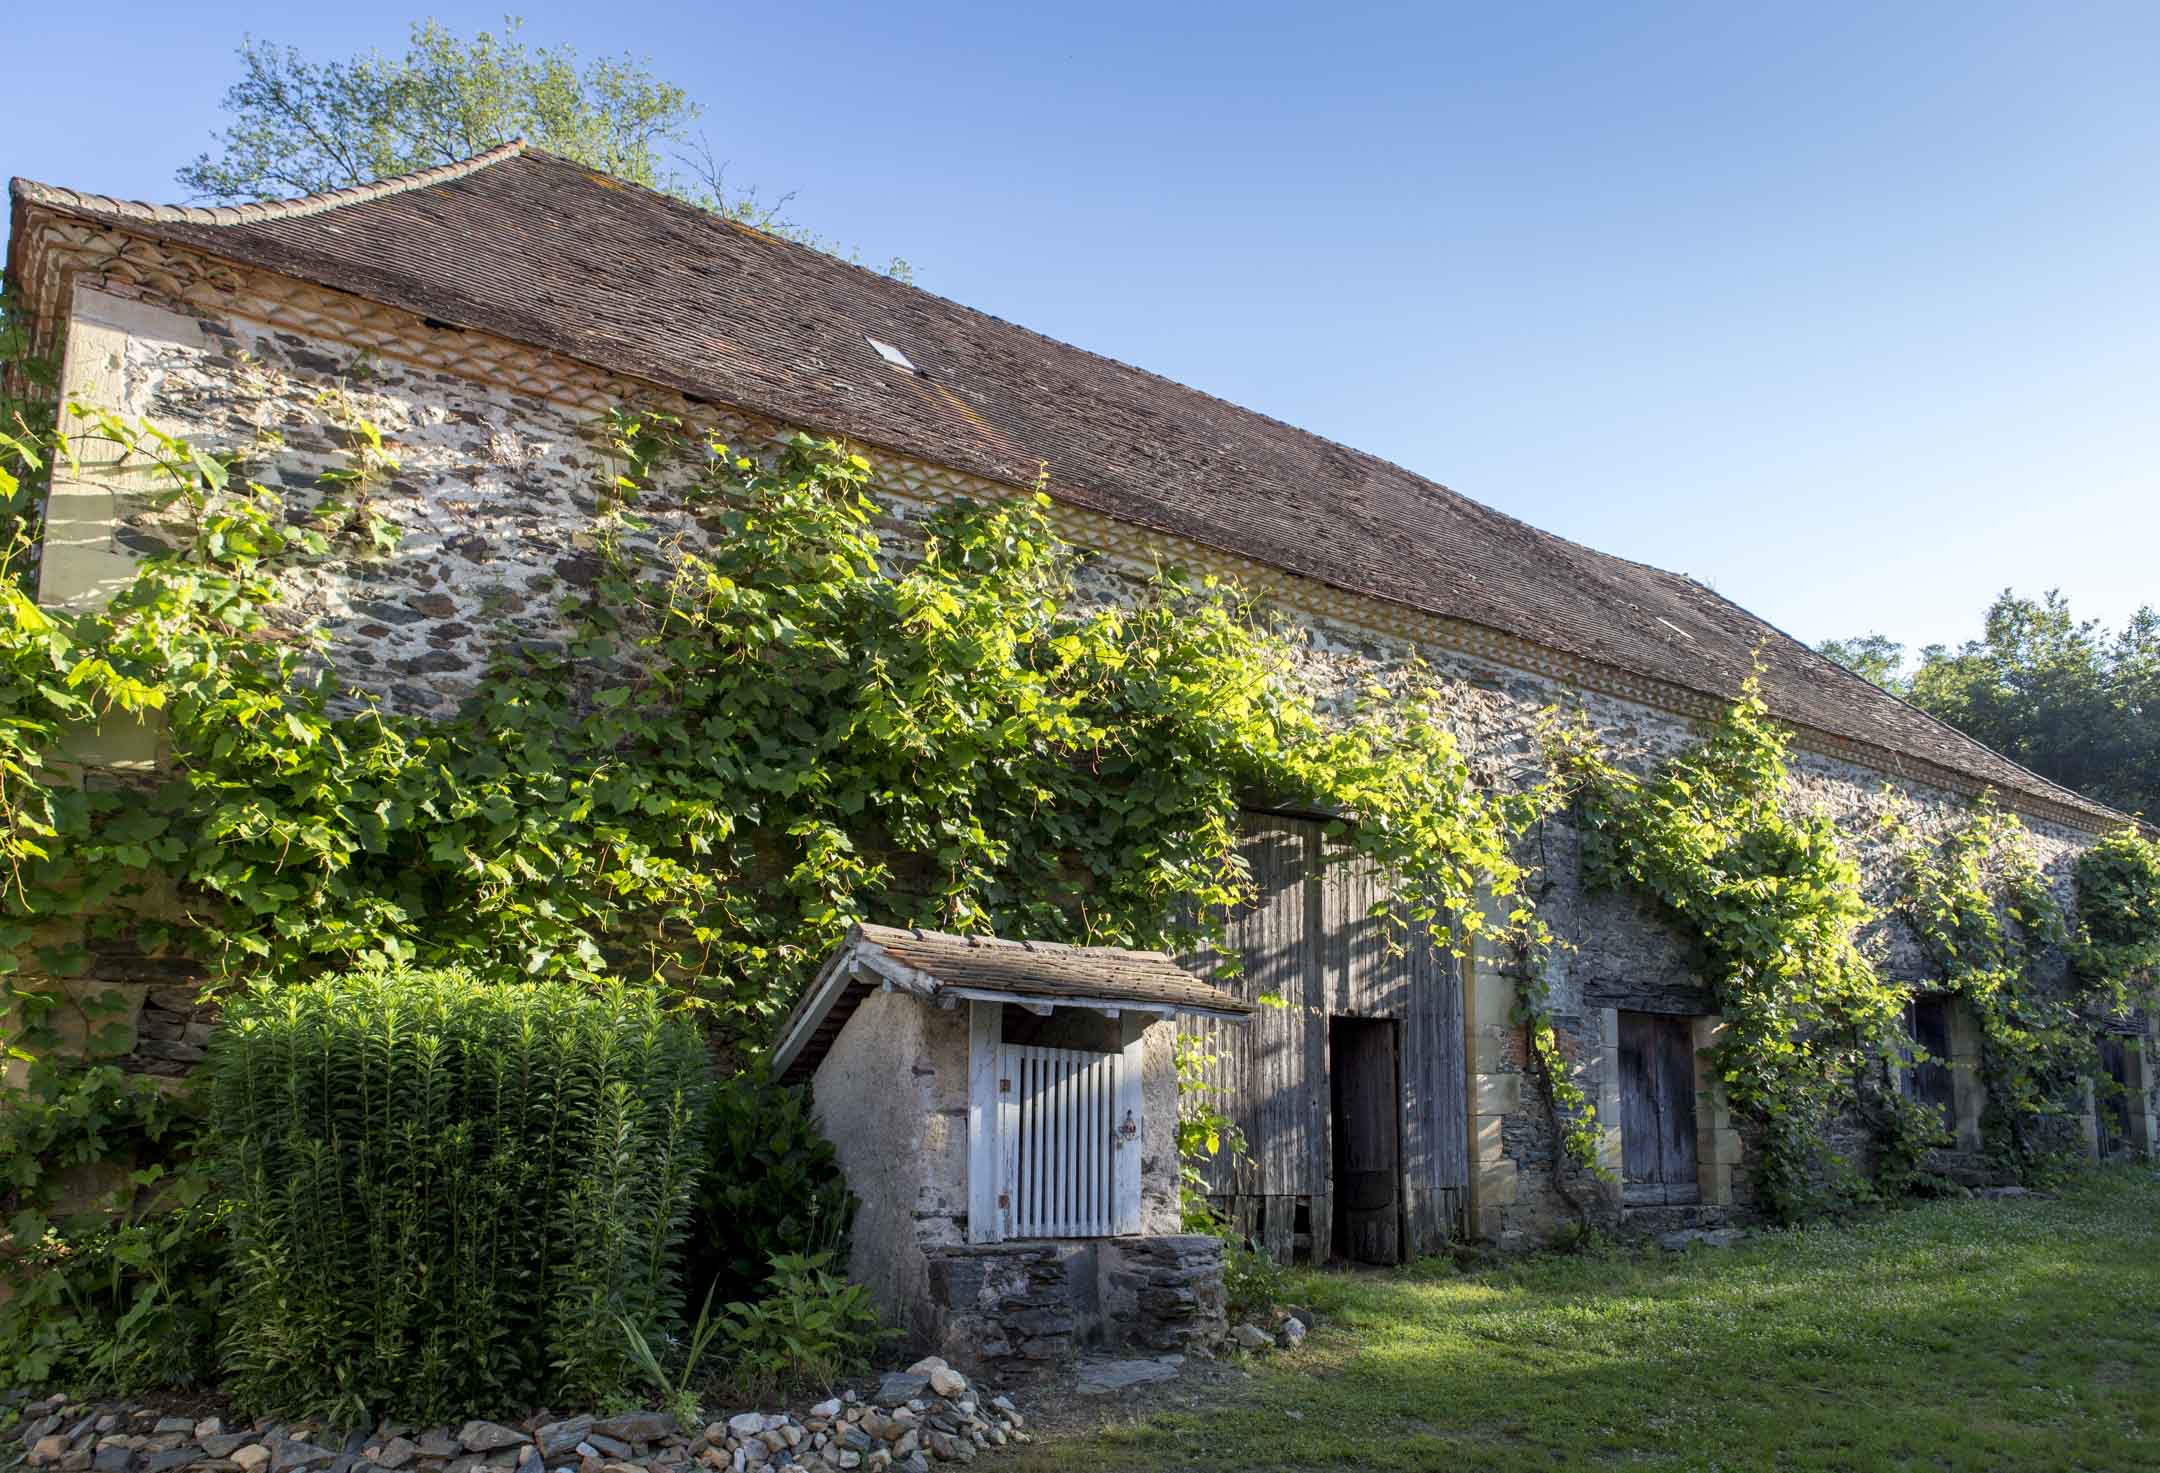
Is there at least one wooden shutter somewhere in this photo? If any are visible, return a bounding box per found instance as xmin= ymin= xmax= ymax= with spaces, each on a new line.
xmin=968 ymin=1001 xmax=1140 ymax=1242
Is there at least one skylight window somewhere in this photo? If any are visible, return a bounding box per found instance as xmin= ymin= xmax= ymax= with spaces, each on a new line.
xmin=866 ymin=336 xmax=917 ymax=373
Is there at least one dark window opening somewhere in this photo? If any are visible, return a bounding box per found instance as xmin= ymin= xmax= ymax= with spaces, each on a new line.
xmin=2097 ymin=1036 xmax=2135 ymax=1160
xmin=1901 ymin=995 xmax=1957 ymax=1128
xmin=999 ymin=1004 xmax=1119 ymax=1053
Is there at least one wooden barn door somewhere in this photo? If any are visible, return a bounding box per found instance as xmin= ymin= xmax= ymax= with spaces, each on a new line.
xmin=1324 ymin=833 xmax=1467 ymax=1255
xmin=1329 ymin=1016 xmax=1402 ymax=1263
xmin=1182 ymin=811 xmax=1470 ymax=1261
xmin=2097 ymin=1036 xmax=2134 ymax=1160
xmin=1619 ymin=1011 xmax=1700 ymax=1205
xmin=1903 ymin=995 xmax=1956 ymax=1127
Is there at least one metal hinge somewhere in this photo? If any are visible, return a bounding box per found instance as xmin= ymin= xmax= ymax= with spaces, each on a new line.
xmin=999 ymin=1077 xmax=1011 ymax=1093
xmin=997 ymin=1192 xmax=1009 ymax=1208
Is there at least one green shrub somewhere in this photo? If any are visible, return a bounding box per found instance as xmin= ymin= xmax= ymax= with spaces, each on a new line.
xmin=1222 ymin=1240 xmax=1290 ymax=1318
xmin=208 ymin=966 xmax=710 ymax=1422
xmin=719 ymin=1252 xmax=891 ymax=1398
xmin=685 ymin=1070 xmax=854 ymax=1308
xmin=0 ymin=1065 xmax=226 ymax=1393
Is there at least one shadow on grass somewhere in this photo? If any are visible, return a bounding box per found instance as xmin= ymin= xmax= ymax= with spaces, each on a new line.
xmin=1016 ymin=1171 xmax=2160 ymax=1473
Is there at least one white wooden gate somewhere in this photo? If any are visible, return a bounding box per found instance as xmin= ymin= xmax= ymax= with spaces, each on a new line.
xmin=1003 ymin=1044 xmax=1122 ymax=1237
xmin=967 ymin=1003 xmax=1144 ymax=1242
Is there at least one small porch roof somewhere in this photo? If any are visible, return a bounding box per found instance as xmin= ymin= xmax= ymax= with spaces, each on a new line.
xmin=772 ymin=923 xmax=1251 ymax=1082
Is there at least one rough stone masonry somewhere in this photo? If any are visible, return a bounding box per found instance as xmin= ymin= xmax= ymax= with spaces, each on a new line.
xmin=9 ymin=174 xmax=2151 ymax=1254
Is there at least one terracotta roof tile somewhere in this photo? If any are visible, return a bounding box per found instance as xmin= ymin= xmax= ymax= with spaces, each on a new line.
xmin=772 ymin=923 xmax=1249 ymax=1080
xmin=7 ymin=146 xmax=2122 ymax=827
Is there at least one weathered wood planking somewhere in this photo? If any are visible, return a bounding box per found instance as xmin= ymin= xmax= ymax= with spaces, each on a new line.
xmin=1330 ymin=1017 xmax=1400 ymax=1263
xmin=1322 ymin=831 xmax=1467 ymax=1254
xmin=1618 ymin=1010 xmax=1700 ymax=1206
xmin=1185 ymin=812 xmax=1470 ymax=1259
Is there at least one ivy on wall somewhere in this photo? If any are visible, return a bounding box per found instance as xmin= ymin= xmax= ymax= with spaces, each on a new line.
xmin=1548 ymin=680 xmax=1919 ymax=1220
xmin=2073 ymin=826 xmax=2160 ymax=1010
xmin=1895 ymin=800 xmax=2160 ymax=1174
xmin=0 ymin=314 xmax=1570 ymax=1377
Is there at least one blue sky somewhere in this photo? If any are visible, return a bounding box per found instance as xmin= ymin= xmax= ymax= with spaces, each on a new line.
xmin=6 ymin=2 xmax=2155 ymax=656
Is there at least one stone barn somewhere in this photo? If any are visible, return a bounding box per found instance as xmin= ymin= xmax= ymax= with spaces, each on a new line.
xmin=8 ymin=142 xmax=2155 ymax=1258
xmin=771 ymin=924 xmax=1249 ymax=1369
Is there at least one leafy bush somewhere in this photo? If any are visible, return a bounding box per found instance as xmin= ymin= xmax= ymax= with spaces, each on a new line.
xmin=207 ymin=966 xmax=710 ymax=1422
xmin=685 ymin=1070 xmax=854 ymax=1308
xmin=0 ymin=1064 xmax=226 ymax=1392
xmin=1222 ymin=1240 xmax=1290 ymax=1318
xmin=719 ymin=1252 xmax=891 ymax=1398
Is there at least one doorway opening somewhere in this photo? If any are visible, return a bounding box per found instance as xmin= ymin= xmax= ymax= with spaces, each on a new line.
xmin=1902 ymin=994 xmax=1957 ymax=1129
xmin=1619 ymin=1010 xmax=1701 ymax=1206
xmin=1328 ymin=1016 xmax=1402 ymax=1264
xmin=2097 ymin=1036 xmax=2135 ymax=1160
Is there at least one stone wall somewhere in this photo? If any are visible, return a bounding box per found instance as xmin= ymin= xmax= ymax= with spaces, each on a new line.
xmin=26 ymin=250 xmax=2139 ymax=1254
xmin=810 ymin=990 xmax=969 ymax=1350
xmin=921 ymin=1234 xmax=1227 ymax=1375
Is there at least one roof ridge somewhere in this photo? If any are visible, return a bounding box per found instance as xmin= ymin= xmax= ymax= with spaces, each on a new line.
xmin=501 ymin=156 xmax=1713 ymax=635
xmin=9 ymin=140 xmax=528 ymax=228
xmin=1681 ymin=576 xmax=2120 ymax=821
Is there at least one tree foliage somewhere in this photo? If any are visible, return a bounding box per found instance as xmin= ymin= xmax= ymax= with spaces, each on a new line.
xmin=178 ymin=19 xmax=911 ymax=279
xmin=1823 ymin=590 xmax=2160 ymax=818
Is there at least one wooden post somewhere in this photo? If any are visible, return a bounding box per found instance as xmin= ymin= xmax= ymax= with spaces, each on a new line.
xmin=1115 ymin=1014 xmax=1146 ymax=1233
xmin=967 ymin=1001 xmax=1002 ymax=1243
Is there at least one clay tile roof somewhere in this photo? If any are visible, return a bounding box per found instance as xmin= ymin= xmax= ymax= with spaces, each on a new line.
xmin=6 ymin=145 xmax=2126 ymax=829
xmin=772 ymin=923 xmax=1249 ymax=1081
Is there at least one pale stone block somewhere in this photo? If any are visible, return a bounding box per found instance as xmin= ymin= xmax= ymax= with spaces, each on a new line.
xmin=1700 ymin=1162 xmax=1732 ymax=1207
xmin=38 ymin=485 xmax=147 ymax=612
xmin=59 ymin=710 xmax=166 ymax=771
xmin=1473 ymin=1070 xmax=1521 ymax=1116
xmin=1470 ymin=968 xmax=1516 ymax=1027
xmin=1474 ymin=1160 xmax=1519 ymax=1207
xmin=5 ymin=978 xmax=146 ymax=1063
xmin=73 ymin=287 xmax=208 ymax=348
xmin=1472 ymin=1022 xmax=1515 ymax=1074
xmin=39 ymin=288 xmax=210 ymax=615
xmin=1473 ymin=1113 xmax=1508 ymax=1163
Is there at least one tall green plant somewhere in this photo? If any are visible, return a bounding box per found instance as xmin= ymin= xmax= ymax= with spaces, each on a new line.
xmin=208 ymin=966 xmax=709 ymax=1421
xmin=1549 ymin=676 xmax=1899 ymax=1219
xmin=685 ymin=1070 xmax=854 ymax=1309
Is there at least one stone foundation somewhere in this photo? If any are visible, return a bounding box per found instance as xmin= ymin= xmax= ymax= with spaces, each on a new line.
xmin=923 ymin=1235 xmax=1226 ymax=1375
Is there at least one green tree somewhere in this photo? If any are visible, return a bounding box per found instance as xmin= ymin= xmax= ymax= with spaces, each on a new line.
xmin=1818 ymin=632 xmax=1909 ymax=694
xmin=178 ymin=19 xmax=910 ymax=278
xmin=1825 ymin=590 xmax=2160 ymax=818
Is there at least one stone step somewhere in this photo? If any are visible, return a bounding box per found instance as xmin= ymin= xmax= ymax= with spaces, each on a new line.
xmin=1619 ymin=1202 xmax=1743 ymax=1235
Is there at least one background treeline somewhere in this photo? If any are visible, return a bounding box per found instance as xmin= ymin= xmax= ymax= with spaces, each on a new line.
xmin=1823 ymin=590 xmax=2159 ymax=820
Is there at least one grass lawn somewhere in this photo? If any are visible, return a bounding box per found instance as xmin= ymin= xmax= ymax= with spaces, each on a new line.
xmin=1012 ymin=1168 xmax=2160 ymax=1472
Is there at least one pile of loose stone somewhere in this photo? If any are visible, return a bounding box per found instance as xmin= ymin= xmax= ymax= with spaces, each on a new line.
xmin=1228 ymin=1316 xmax=1305 ymax=1353
xmin=15 ymin=1358 xmax=1024 ymax=1473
